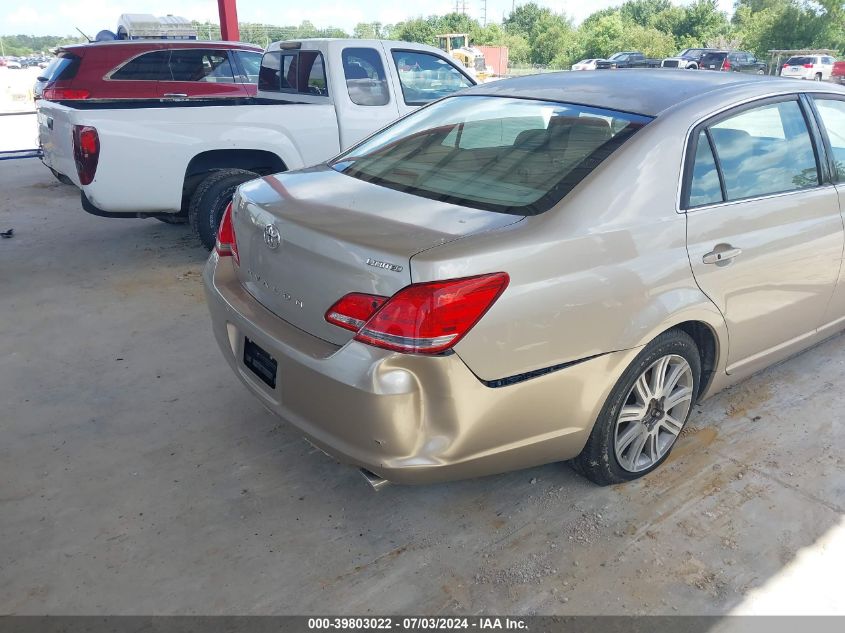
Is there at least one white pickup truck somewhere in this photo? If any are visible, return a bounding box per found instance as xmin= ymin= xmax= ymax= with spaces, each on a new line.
xmin=38 ymin=39 xmax=476 ymax=247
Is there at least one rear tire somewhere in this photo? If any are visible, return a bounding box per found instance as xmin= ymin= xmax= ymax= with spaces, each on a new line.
xmin=814 ymin=73 xmax=822 ymax=82
xmin=572 ymin=329 xmax=701 ymax=486
xmin=188 ymin=169 xmax=258 ymax=250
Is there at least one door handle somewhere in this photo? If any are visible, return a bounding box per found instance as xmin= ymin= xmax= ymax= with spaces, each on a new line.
xmin=702 ymin=245 xmax=742 ymax=265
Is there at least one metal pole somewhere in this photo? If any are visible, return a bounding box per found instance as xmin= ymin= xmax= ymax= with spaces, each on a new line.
xmin=217 ymin=0 xmax=240 ymax=42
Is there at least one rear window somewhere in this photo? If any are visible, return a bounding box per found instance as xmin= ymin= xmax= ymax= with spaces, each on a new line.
xmin=258 ymin=50 xmax=328 ymax=96
xmin=41 ymin=54 xmax=80 ymax=82
xmin=331 ymin=96 xmax=651 ymax=215
xmin=786 ymin=56 xmax=813 ymax=65
xmin=701 ymin=52 xmax=727 ymax=64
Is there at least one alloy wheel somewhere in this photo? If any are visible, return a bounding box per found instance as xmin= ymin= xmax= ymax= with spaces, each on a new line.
xmin=613 ymin=354 xmax=694 ymax=473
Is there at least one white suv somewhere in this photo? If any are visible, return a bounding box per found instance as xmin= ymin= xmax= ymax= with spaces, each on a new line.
xmin=781 ymin=55 xmax=835 ymax=81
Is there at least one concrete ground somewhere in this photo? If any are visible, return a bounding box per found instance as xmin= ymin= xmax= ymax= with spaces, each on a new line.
xmin=0 ymin=67 xmax=39 ymax=153
xmin=1 ymin=159 xmax=843 ymax=616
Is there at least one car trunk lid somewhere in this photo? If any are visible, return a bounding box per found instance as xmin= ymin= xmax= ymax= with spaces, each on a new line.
xmin=232 ymin=167 xmax=521 ymax=346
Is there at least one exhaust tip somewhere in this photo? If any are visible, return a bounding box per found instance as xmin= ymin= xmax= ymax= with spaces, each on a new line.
xmin=359 ymin=468 xmax=390 ymax=491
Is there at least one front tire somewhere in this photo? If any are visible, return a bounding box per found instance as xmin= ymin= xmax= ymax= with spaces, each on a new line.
xmin=189 ymin=169 xmax=259 ymax=250
xmin=573 ymin=329 xmax=701 ymax=485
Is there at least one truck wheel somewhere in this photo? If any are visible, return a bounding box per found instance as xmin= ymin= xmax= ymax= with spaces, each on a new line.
xmin=189 ymin=169 xmax=259 ymax=250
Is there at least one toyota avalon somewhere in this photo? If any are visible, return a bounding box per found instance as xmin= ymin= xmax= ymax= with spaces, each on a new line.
xmin=204 ymin=70 xmax=845 ymax=486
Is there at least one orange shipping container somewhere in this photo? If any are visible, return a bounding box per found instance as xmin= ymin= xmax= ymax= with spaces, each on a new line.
xmin=477 ymin=45 xmax=509 ymax=76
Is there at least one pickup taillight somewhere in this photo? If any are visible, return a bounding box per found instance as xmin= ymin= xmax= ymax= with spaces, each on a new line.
xmin=72 ymin=125 xmax=99 ymax=185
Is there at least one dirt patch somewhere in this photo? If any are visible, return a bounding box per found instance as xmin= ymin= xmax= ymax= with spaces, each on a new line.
xmin=475 ymin=552 xmax=558 ymax=585
xmin=667 ymin=426 xmax=718 ymax=463
xmin=725 ymin=383 xmax=773 ymax=419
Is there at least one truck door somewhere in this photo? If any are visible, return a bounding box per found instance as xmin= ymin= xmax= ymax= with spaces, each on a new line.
xmin=334 ymin=46 xmax=401 ymax=150
xmin=383 ymin=47 xmax=475 ymax=119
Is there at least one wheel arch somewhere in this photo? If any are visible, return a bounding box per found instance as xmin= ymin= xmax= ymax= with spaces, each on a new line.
xmin=182 ymin=149 xmax=288 ymax=204
xmin=624 ymin=289 xmax=728 ymax=402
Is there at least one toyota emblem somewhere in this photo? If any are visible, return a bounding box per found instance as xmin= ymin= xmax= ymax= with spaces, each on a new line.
xmin=263 ymin=223 xmax=281 ymax=250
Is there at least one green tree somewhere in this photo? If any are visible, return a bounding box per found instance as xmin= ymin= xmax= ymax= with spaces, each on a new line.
xmin=353 ymin=22 xmax=384 ymax=39
xmin=619 ymin=0 xmax=672 ymax=26
xmin=503 ymin=2 xmax=554 ymax=38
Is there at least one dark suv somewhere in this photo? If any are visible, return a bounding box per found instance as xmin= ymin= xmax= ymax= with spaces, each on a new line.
xmin=36 ymin=40 xmax=263 ymax=102
xmin=699 ymin=51 xmax=768 ymax=74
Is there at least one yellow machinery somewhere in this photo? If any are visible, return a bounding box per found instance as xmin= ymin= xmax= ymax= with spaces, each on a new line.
xmin=437 ymin=33 xmax=490 ymax=81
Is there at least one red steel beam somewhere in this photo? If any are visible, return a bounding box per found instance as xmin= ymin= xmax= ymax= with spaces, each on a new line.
xmin=217 ymin=0 xmax=240 ymax=41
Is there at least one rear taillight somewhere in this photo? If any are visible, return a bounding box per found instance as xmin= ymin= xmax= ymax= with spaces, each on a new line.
xmin=803 ymin=63 xmax=814 ymax=69
xmin=43 ymin=87 xmax=90 ymax=100
xmin=326 ymin=273 xmax=509 ymax=355
xmin=325 ymin=293 xmax=388 ymax=331
xmin=215 ymin=202 xmax=239 ymax=264
xmin=71 ymin=125 xmax=99 ymax=185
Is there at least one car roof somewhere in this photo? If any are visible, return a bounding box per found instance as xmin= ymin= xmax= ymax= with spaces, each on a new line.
xmin=459 ymin=69 xmax=815 ymax=117
xmin=61 ymin=40 xmax=262 ymax=52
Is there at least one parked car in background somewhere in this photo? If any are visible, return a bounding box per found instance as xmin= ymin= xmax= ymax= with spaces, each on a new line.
xmin=571 ymin=59 xmax=602 ymax=71
xmin=830 ymin=61 xmax=845 ymax=85
xmin=4 ymin=58 xmax=22 ymax=69
xmin=36 ymin=40 xmax=262 ymax=102
xmin=700 ymin=50 xmax=767 ymax=74
xmin=661 ymin=48 xmax=717 ymax=70
xmin=206 ymin=70 xmax=845 ymax=487
xmin=780 ymin=55 xmax=835 ymax=81
xmin=596 ymin=52 xmax=662 ymax=69
xmin=38 ymin=39 xmax=476 ymax=248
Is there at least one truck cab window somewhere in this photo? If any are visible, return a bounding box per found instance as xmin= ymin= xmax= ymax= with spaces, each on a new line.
xmin=342 ymin=48 xmax=389 ymax=106
xmin=259 ymin=51 xmax=328 ymax=96
xmin=390 ymin=51 xmax=472 ymax=106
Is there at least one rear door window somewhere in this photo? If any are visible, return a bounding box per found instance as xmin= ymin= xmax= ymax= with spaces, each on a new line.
xmin=814 ymin=99 xmax=845 ymax=182
xmin=111 ymin=50 xmax=170 ymax=80
xmin=235 ymin=50 xmax=261 ymax=83
xmin=342 ymin=48 xmax=389 ymax=106
xmin=708 ymin=100 xmax=819 ymax=200
xmin=390 ymin=50 xmax=473 ymax=105
xmin=688 ymin=131 xmax=723 ymax=207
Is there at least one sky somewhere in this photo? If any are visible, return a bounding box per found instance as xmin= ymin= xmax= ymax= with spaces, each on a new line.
xmin=1 ymin=0 xmax=736 ymax=37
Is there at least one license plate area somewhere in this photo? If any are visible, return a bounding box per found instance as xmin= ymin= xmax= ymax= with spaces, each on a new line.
xmin=243 ymin=338 xmax=277 ymax=389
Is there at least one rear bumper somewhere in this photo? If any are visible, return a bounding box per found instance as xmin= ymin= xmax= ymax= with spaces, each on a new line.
xmin=203 ymin=255 xmax=635 ymax=484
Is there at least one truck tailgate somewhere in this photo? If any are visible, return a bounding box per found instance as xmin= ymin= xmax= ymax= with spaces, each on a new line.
xmin=37 ymin=101 xmax=79 ymax=185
